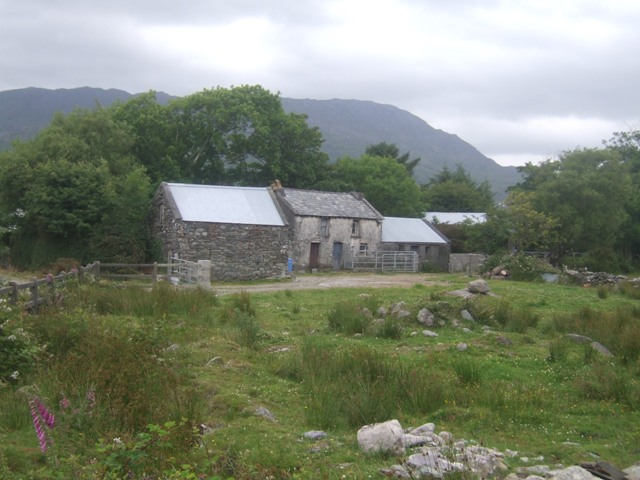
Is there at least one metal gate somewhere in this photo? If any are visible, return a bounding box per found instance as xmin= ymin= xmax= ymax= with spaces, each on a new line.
xmin=168 ymin=257 xmax=200 ymax=285
xmin=349 ymin=251 xmax=418 ymax=273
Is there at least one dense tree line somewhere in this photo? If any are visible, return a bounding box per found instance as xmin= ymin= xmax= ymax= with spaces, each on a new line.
xmin=463 ymin=133 xmax=640 ymax=271
xmin=1 ymin=83 xmax=637 ymax=272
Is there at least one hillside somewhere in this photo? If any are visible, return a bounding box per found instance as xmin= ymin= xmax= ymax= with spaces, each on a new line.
xmin=0 ymin=87 xmax=521 ymax=197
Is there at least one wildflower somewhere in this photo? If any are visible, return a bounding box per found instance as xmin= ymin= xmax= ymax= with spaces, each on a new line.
xmin=28 ymin=397 xmax=50 ymax=453
xmin=36 ymin=398 xmax=55 ymax=428
xmin=7 ymin=335 xmax=16 ymax=341
xmin=60 ymin=396 xmax=70 ymax=409
xmin=10 ymin=371 xmax=19 ymax=380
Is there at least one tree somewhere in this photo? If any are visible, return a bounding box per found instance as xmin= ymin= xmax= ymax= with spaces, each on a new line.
xmin=0 ymin=107 xmax=152 ymax=268
xmin=166 ymin=85 xmax=329 ymax=187
xmin=331 ymin=155 xmax=424 ymax=217
xmin=422 ymin=165 xmax=494 ymax=212
xmin=365 ymin=142 xmax=420 ymax=174
xmin=604 ymin=129 xmax=640 ymax=266
xmin=512 ymin=148 xmax=632 ymax=265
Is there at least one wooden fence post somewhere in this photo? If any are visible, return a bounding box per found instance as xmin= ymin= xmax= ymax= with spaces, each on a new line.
xmin=30 ymin=279 xmax=39 ymax=313
xmin=9 ymin=282 xmax=18 ymax=305
xmin=153 ymin=262 xmax=158 ymax=286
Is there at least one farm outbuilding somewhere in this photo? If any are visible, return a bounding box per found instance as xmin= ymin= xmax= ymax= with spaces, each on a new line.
xmin=153 ymin=183 xmax=292 ymax=281
xmin=381 ymin=217 xmax=451 ymax=271
xmin=273 ymin=187 xmax=383 ymax=270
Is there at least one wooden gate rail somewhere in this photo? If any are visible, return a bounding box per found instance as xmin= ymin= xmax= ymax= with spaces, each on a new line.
xmin=0 ymin=262 xmax=98 ymax=313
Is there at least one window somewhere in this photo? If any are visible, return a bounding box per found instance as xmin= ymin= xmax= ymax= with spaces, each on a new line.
xmin=359 ymin=243 xmax=368 ymax=253
xmin=410 ymin=245 xmax=420 ymax=254
xmin=351 ymin=219 xmax=359 ymax=236
xmin=320 ymin=217 xmax=329 ymax=237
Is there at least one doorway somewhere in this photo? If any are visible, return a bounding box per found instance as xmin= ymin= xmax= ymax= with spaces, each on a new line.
xmin=309 ymin=242 xmax=320 ymax=269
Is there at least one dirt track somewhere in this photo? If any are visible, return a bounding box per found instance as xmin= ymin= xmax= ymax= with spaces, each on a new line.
xmin=213 ymin=272 xmax=451 ymax=295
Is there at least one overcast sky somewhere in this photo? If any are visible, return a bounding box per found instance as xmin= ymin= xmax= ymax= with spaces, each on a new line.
xmin=1 ymin=0 xmax=639 ymax=166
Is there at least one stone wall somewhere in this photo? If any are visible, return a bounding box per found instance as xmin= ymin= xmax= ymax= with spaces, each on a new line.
xmin=449 ymin=253 xmax=487 ymax=274
xmin=153 ymin=189 xmax=292 ymax=281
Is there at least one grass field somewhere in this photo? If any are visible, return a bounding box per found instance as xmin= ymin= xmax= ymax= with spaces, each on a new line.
xmin=1 ymin=272 xmax=639 ymax=478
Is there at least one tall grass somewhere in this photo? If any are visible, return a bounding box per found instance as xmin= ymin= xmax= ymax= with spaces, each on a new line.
xmin=275 ymin=337 xmax=446 ymax=429
xmin=551 ymin=305 xmax=640 ymax=364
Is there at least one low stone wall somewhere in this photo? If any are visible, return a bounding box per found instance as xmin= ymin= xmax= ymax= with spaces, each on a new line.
xmin=449 ymin=253 xmax=487 ymax=274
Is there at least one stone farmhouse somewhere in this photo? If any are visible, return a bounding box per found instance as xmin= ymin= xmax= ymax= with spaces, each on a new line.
xmin=273 ymin=187 xmax=384 ymax=270
xmin=381 ymin=217 xmax=451 ymax=271
xmin=152 ymin=183 xmax=451 ymax=279
xmin=153 ymin=183 xmax=291 ymax=281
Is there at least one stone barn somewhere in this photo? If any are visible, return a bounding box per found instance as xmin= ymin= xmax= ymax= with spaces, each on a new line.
xmin=381 ymin=217 xmax=451 ymax=271
xmin=274 ymin=187 xmax=383 ymax=271
xmin=153 ymin=183 xmax=292 ymax=281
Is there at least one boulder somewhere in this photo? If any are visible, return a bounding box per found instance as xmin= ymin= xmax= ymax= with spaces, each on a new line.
xmin=417 ymin=308 xmax=435 ymax=326
xmin=357 ymin=419 xmax=405 ymax=455
xmin=468 ymin=279 xmax=491 ymax=294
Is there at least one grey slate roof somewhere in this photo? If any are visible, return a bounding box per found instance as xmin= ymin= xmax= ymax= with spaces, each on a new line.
xmin=163 ymin=183 xmax=287 ymax=226
xmin=277 ymin=188 xmax=383 ymax=220
xmin=382 ymin=217 xmax=449 ymax=244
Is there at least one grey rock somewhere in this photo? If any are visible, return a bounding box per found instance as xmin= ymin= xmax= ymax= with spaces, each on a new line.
xmin=391 ymin=302 xmax=406 ymax=315
xmin=206 ymin=356 xmax=224 ymax=366
xmin=456 ymin=342 xmax=468 ymax=351
xmin=396 ymin=309 xmax=411 ymax=319
xmin=357 ymin=419 xmax=405 ymax=455
xmin=462 ymin=327 xmax=472 ymax=333
xmin=624 ymin=465 xmax=640 ymax=480
xmin=408 ymin=422 xmax=435 ymax=435
xmin=496 ymin=335 xmax=513 ymax=346
xmin=591 ymin=341 xmax=613 ymax=357
xmin=417 ymin=308 xmax=435 ymax=326
xmin=422 ymin=329 xmax=439 ymax=338
xmin=303 ymin=430 xmax=327 ymax=441
xmin=468 ymin=279 xmax=491 ymax=294
xmin=550 ymin=466 xmax=599 ymax=480
xmin=377 ymin=306 xmax=388 ymax=317
xmin=254 ymin=406 xmax=277 ymax=422
xmin=379 ymin=465 xmax=411 ymax=478
xmin=461 ymin=309 xmax=475 ymax=321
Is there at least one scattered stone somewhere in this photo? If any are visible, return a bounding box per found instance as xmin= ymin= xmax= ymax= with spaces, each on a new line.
xmin=303 ymin=430 xmax=327 ymax=441
xmin=456 ymin=342 xmax=468 ymax=351
xmin=396 ymin=309 xmax=411 ymax=319
xmin=254 ymin=406 xmax=277 ymax=422
xmin=551 ymin=466 xmax=600 ymax=480
xmin=165 ymin=343 xmax=180 ymax=352
xmin=377 ymin=306 xmax=388 ymax=317
xmin=422 ymin=329 xmax=438 ymax=338
xmin=408 ymin=423 xmax=435 ymax=435
xmin=461 ymin=309 xmax=475 ymax=321
xmin=380 ymin=465 xmax=411 ymax=478
xmin=624 ymin=464 xmax=640 ymax=480
xmin=206 ymin=356 xmax=224 ymax=366
xmin=361 ymin=307 xmax=372 ymax=317
xmin=357 ymin=419 xmax=405 ymax=455
xmin=462 ymin=327 xmax=472 ymax=333
xmin=403 ymin=433 xmax=432 ymax=448
xmin=391 ymin=302 xmax=406 ymax=315
xmin=417 ymin=308 xmax=435 ymax=326
xmin=496 ymin=335 xmax=513 ymax=346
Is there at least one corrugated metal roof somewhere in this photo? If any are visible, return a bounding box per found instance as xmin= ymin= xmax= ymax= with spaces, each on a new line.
xmin=165 ymin=183 xmax=286 ymax=226
xmin=382 ymin=217 xmax=448 ymax=244
xmin=277 ymin=188 xmax=383 ymax=219
xmin=424 ymin=212 xmax=487 ymax=224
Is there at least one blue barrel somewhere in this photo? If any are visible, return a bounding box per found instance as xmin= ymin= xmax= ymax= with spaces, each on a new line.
xmin=287 ymin=257 xmax=293 ymax=272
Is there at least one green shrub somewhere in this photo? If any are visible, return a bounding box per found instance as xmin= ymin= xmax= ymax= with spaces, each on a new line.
xmin=547 ymin=337 xmax=568 ymax=363
xmin=484 ymin=253 xmax=552 ymax=282
xmin=452 ymin=357 xmax=482 ymax=386
xmin=327 ymin=299 xmax=371 ymax=335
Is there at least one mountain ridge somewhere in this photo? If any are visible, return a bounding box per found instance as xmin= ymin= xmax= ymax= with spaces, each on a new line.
xmin=0 ymin=87 xmax=521 ymax=197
